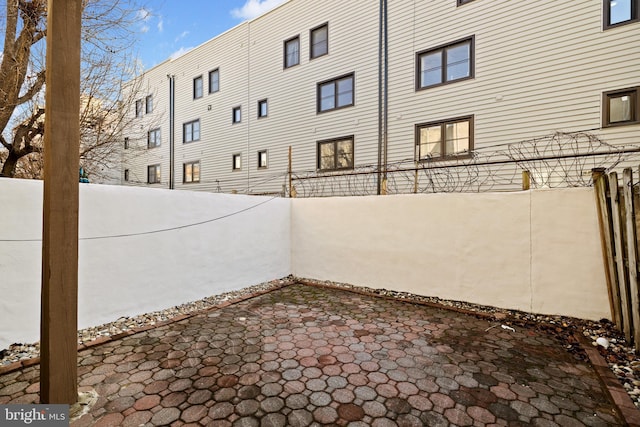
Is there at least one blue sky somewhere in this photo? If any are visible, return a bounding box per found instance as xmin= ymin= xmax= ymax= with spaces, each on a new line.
xmin=135 ymin=0 xmax=288 ymax=70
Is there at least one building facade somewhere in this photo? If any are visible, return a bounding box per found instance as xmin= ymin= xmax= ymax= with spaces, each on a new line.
xmin=121 ymin=0 xmax=640 ymax=195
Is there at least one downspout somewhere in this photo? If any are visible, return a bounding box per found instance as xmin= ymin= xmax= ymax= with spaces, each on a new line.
xmin=377 ymin=0 xmax=384 ymax=195
xmin=168 ymin=74 xmax=175 ymax=189
xmin=383 ymin=0 xmax=389 ymax=187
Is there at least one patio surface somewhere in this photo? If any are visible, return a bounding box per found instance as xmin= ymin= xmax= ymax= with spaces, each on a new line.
xmin=0 ymin=283 xmax=632 ymax=426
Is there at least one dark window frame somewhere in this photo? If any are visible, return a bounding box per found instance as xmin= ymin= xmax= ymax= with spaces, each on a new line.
xmin=603 ymin=87 xmax=639 ymax=127
xmin=145 ymin=94 xmax=153 ymax=114
xmin=124 ymin=137 xmax=129 ymax=150
xmin=232 ymin=106 xmax=242 ymax=124
xmin=310 ymin=22 xmax=329 ymax=59
xmin=135 ymin=99 xmax=143 ymax=118
xmin=415 ymin=36 xmax=475 ymax=90
xmin=258 ymin=99 xmax=268 ymax=118
xmin=257 ymin=150 xmax=268 ymax=169
xmin=209 ymin=68 xmax=220 ymax=94
xmin=284 ymin=35 xmax=300 ymax=69
xmin=193 ymin=75 xmax=203 ymax=99
xmin=232 ymin=153 xmax=242 ymax=171
xmin=147 ymin=164 xmax=161 ymax=184
xmin=316 ymin=135 xmax=355 ymax=172
xmin=415 ymin=115 xmax=474 ymax=161
xmin=457 ymin=0 xmax=476 ymax=5
xmin=317 ymin=72 xmax=355 ymax=113
xmin=183 ymin=161 xmax=201 ymax=183
xmin=183 ymin=119 xmax=201 ymax=143
xmin=124 ymin=169 xmax=129 ymax=182
xmin=603 ymin=0 xmax=639 ymax=29
xmin=147 ymin=128 xmax=161 ymax=149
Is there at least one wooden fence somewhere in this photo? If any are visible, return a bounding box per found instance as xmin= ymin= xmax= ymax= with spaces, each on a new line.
xmin=593 ymin=168 xmax=640 ymax=350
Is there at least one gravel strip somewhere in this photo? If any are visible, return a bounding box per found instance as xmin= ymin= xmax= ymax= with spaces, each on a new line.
xmin=1 ymin=276 xmax=638 ymax=409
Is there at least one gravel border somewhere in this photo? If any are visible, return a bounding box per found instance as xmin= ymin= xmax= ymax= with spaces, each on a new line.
xmin=1 ymin=276 xmax=638 ymax=409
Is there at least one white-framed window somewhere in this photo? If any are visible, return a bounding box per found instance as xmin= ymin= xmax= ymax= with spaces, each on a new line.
xmin=232 ymin=153 xmax=242 ymax=171
xmin=147 ymin=164 xmax=161 ymax=184
xmin=317 ymin=136 xmax=354 ymax=171
xmin=318 ymin=73 xmax=354 ymax=113
xmin=193 ymin=75 xmax=203 ymax=99
xmin=258 ymin=150 xmax=268 ymax=169
xmin=310 ymin=23 xmax=328 ymax=59
xmin=258 ymin=99 xmax=268 ymax=118
xmin=147 ymin=128 xmax=161 ymax=148
xmin=209 ymin=69 xmax=219 ymax=94
xmin=183 ymin=161 xmax=200 ymax=183
xmin=232 ymin=106 xmax=242 ymax=124
xmin=284 ymin=35 xmax=300 ymax=68
xmin=183 ymin=119 xmax=200 ymax=143
xmin=416 ymin=116 xmax=474 ymax=160
xmin=417 ymin=37 xmax=474 ymax=90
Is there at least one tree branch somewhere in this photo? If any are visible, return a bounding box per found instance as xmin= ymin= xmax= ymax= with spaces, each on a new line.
xmin=16 ymin=70 xmax=45 ymax=105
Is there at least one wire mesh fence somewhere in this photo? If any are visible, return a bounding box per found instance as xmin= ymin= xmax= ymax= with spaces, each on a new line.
xmin=289 ymin=131 xmax=640 ymax=197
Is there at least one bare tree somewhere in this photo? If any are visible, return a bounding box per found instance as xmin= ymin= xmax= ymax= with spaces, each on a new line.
xmin=0 ymin=0 xmax=149 ymax=180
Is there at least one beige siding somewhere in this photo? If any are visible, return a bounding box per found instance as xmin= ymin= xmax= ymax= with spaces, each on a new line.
xmin=123 ymin=0 xmax=640 ymax=194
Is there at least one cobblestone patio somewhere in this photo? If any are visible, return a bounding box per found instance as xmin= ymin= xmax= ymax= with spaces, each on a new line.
xmin=0 ymin=283 xmax=632 ymax=426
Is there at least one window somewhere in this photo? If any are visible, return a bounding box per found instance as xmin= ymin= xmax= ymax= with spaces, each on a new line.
xmin=124 ymin=137 xmax=129 ymax=149
xmin=232 ymin=106 xmax=242 ymax=123
xmin=124 ymin=169 xmax=129 ymax=182
xmin=145 ymin=95 xmax=153 ymax=114
xmin=193 ymin=75 xmax=203 ymax=99
xmin=417 ymin=37 xmax=474 ymax=89
xmin=416 ymin=116 xmax=473 ymax=160
xmin=209 ymin=69 xmax=219 ymax=93
xmin=603 ymin=87 xmax=639 ymax=127
xmin=317 ymin=73 xmax=354 ymax=113
xmin=147 ymin=128 xmax=161 ymax=148
xmin=258 ymin=99 xmax=268 ymax=118
xmin=317 ymin=136 xmax=354 ymax=171
xmin=147 ymin=164 xmax=161 ymax=184
xmin=457 ymin=0 xmax=476 ymax=5
xmin=135 ymin=100 xmax=143 ymax=118
xmin=310 ymin=23 xmax=328 ymax=59
xmin=604 ymin=0 xmax=638 ymax=28
xmin=232 ymin=153 xmax=242 ymax=171
xmin=284 ymin=36 xmax=300 ymax=68
xmin=183 ymin=161 xmax=200 ymax=183
xmin=258 ymin=150 xmax=268 ymax=169
xmin=183 ymin=119 xmax=200 ymax=143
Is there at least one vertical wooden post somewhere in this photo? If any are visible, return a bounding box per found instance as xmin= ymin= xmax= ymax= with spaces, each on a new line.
xmin=522 ymin=170 xmax=531 ymax=190
xmin=609 ymin=172 xmax=632 ymax=341
xmin=288 ymin=146 xmax=292 ymax=198
xmin=624 ymin=168 xmax=640 ymax=348
xmin=40 ymin=0 xmax=82 ymax=404
xmin=592 ymin=168 xmax=621 ymax=328
xmin=414 ymin=164 xmax=419 ymax=194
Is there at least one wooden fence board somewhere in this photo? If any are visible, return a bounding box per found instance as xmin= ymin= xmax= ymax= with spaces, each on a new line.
xmin=625 ymin=168 xmax=640 ymax=349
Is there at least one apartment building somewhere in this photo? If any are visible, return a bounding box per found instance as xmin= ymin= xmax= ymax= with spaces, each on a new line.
xmin=121 ymin=0 xmax=640 ymax=195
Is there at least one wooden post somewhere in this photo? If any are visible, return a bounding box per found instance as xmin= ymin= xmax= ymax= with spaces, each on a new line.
xmin=592 ymin=168 xmax=621 ymax=328
xmin=414 ymin=164 xmax=419 ymax=194
xmin=381 ymin=178 xmax=387 ymax=195
xmin=624 ymin=168 xmax=640 ymax=348
xmin=522 ymin=170 xmax=531 ymax=191
xmin=609 ymin=172 xmax=632 ymax=341
xmin=288 ymin=146 xmax=292 ymax=198
xmin=40 ymin=0 xmax=82 ymax=404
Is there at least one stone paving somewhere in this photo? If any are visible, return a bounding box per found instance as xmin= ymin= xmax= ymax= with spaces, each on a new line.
xmin=0 ymin=283 xmax=629 ymax=426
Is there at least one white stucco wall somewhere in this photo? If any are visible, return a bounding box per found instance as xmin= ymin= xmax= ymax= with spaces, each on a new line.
xmin=291 ymin=188 xmax=610 ymax=321
xmin=0 ymin=180 xmax=611 ymax=349
xmin=0 ymin=179 xmax=290 ymax=349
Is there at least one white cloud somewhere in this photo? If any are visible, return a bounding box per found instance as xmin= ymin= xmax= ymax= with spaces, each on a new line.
xmin=140 ymin=25 xmax=150 ymax=34
xmin=230 ymin=0 xmax=288 ymax=20
xmin=169 ymin=47 xmax=194 ymax=60
xmin=175 ymin=31 xmax=189 ymax=43
xmin=136 ymin=7 xmax=152 ymax=22
xmin=157 ymin=18 xmax=164 ymax=33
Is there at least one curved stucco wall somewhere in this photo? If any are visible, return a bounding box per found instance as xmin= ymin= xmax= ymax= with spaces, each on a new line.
xmin=0 ymin=179 xmax=290 ymax=349
xmin=291 ymin=188 xmax=610 ymax=321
